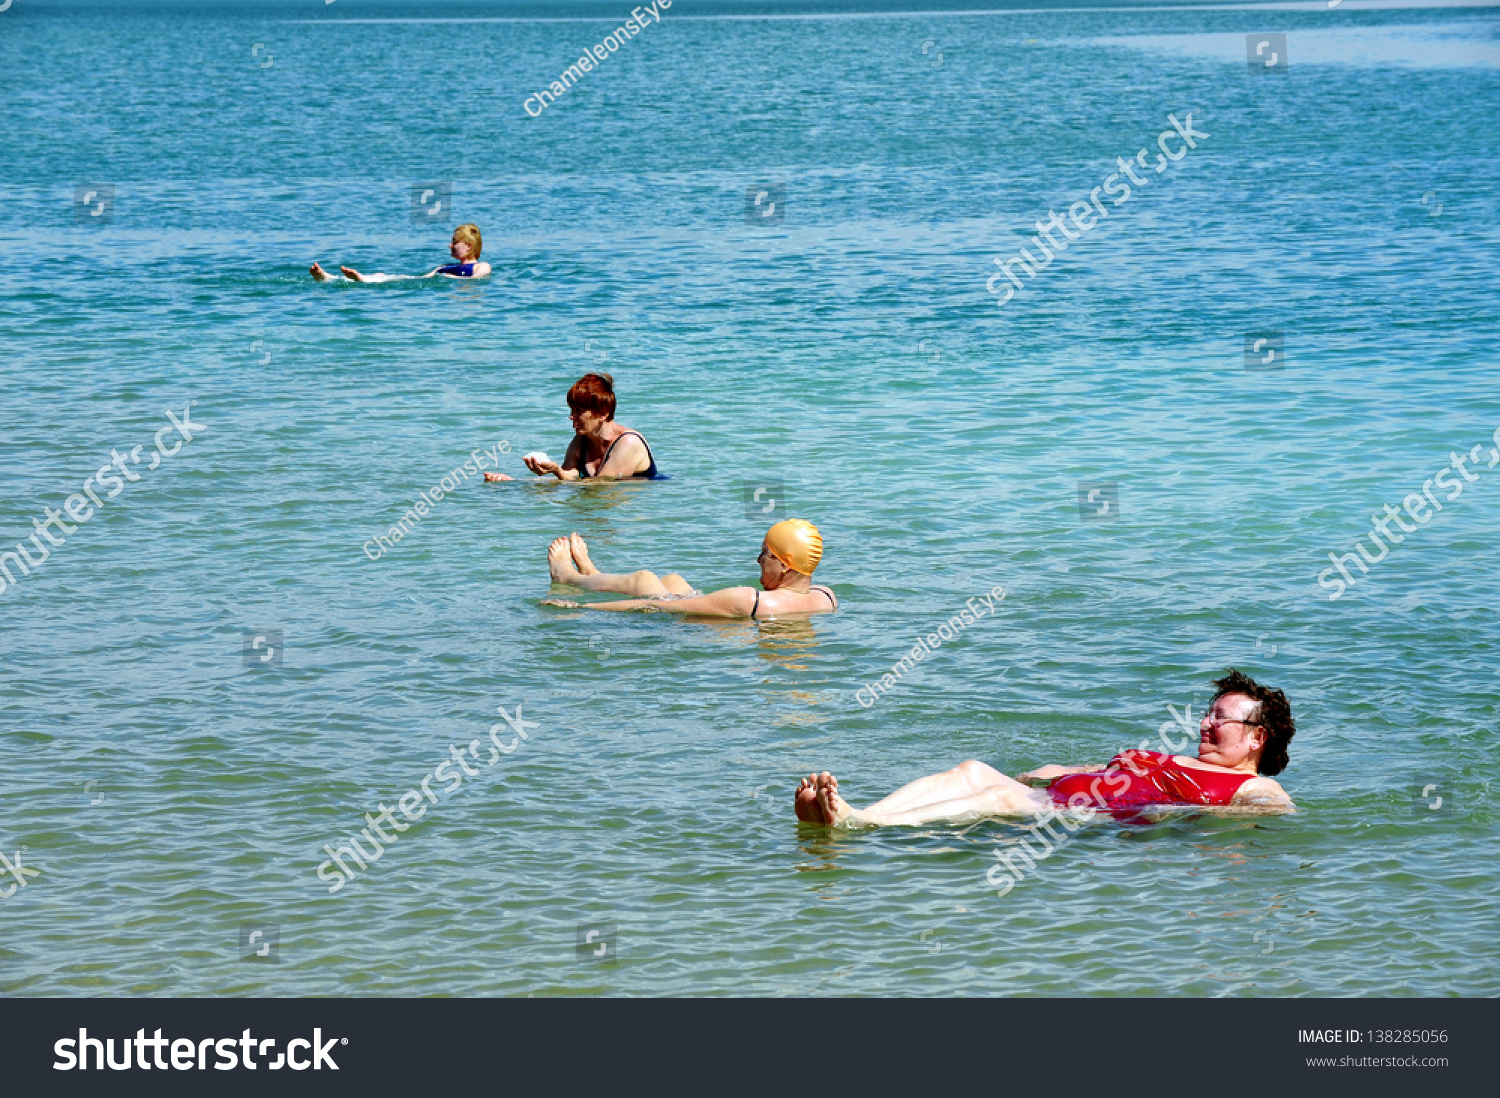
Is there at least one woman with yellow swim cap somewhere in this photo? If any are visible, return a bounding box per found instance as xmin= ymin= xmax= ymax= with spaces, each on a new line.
xmin=542 ymin=520 xmax=837 ymax=619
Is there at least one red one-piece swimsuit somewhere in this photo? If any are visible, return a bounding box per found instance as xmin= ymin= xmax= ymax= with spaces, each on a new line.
xmin=1047 ymin=750 xmax=1254 ymax=812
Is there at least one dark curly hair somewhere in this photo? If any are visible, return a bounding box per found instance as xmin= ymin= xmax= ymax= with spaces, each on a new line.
xmin=1211 ymin=668 xmax=1295 ymax=776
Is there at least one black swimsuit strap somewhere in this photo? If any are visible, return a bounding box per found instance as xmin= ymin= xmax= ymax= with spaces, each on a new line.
xmin=602 ymin=431 xmax=645 ymax=463
xmin=750 ymin=591 xmax=760 ymax=619
xmin=590 ymin=431 xmax=651 ymax=477
xmin=814 ymin=586 xmax=835 ymax=606
xmin=630 ymin=432 xmax=657 ymax=474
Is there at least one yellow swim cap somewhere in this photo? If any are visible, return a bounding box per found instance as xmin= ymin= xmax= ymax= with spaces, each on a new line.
xmin=764 ymin=519 xmax=823 ymax=575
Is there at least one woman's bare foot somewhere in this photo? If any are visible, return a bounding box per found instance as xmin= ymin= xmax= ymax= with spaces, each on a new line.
xmin=815 ymin=772 xmax=856 ymax=827
xmin=310 ymin=262 xmax=331 ymax=282
xmin=340 ymin=265 xmax=366 ymax=282
xmin=484 ymin=471 xmax=513 ymax=482
xmin=548 ymin=536 xmax=582 ymax=585
xmin=795 ymin=772 xmax=855 ymax=826
xmin=569 ymin=532 xmax=599 ymax=575
xmin=794 ymin=774 xmax=825 ymax=823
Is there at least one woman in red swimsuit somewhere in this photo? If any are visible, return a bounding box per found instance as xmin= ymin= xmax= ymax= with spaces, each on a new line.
xmin=794 ymin=669 xmax=1296 ymax=825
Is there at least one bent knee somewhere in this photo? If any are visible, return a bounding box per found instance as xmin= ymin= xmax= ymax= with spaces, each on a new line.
xmin=628 ymin=570 xmax=668 ymax=595
xmin=956 ymin=759 xmax=1001 ymax=784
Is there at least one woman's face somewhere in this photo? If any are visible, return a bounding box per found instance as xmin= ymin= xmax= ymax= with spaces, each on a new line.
xmin=1196 ymin=693 xmax=1266 ymax=769
xmin=570 ymin=406 xmax=606 ymax=435
xmin=757 ymin=542 xmax=783 ymax=589
xmin=450 ymin=235 xmax=473 ymax=261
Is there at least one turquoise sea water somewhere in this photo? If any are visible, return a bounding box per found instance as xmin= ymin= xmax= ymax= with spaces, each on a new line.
xmin=1 ymin=0 xmax=1497 ymax=996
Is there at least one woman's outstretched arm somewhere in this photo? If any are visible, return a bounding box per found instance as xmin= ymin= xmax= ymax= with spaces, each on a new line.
xmin=1017 ymin=763 xmax=1106 ymax=781
xmin=574 ymin=587 xmax=758 ymax=618
xmin=337 ymin=266 xmax=407 ymax=283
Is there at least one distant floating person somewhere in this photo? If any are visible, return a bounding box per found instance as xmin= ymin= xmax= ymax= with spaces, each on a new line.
xmin=310 ymin=223 xmax=491 ymax=282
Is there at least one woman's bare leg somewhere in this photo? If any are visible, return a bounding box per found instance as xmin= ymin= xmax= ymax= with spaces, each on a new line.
xmin=548 ymin=536 xmax=673 ymax=596
xmin=800 ymin=769 xmax=1046 ymax=827
xmin=566 ymin=533 xmax=598 ymax=575
xmin=568 ymin=533 xmax=694 ymax=594
xmin=658 ymin=573 xmax=697 ymax=596
xmin=863 ymin=760 xmax=1012 ymax=815
xmin=856 ymin=785 xmax=1046 ymax=826
xmin=795 ymin=762 xmax=1008 ymax=823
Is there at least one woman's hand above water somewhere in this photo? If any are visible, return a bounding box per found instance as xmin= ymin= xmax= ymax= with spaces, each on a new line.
xmin=523 ymin=455 xmax=569 ymax=480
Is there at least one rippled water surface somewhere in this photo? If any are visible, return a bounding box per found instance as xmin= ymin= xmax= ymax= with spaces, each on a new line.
xmin=1 ymin=0 xmax=1497 ymax=996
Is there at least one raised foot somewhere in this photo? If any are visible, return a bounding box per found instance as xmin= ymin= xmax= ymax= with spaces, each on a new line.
xmin=548 ymin=536 xmax=579 ymax=585
xmin=815 ymin=772 xmax=854 ymax=827
xmin=794 ymin=774 xmax=824 ymax=823
xmin=794 ymin=772 xmax=852 ymax=826
xmin=569 ymin=532 xmax=599 ymax=575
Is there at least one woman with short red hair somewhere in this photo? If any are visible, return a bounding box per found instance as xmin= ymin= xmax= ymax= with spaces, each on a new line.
xmin=486 ymin=372 xmax=659 ymax=482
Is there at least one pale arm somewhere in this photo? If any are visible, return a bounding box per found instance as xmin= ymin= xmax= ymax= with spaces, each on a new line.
xmin=338 ymin=266 xmax=405 ymax=283
xmin=531 ymin=435 xmax=648 ymax=480
xmin=580 ymin=587 xmax=758 ymax=619
xmin=594 ymin=434 xmax=651 ymax=478
xmin=526 ymin=437 xmax=583 ymax=481
xmin=1228 ymin=777 xmax=1296 ymax=812
xmin=1016 ymin=763 xmax=1106 ymax=782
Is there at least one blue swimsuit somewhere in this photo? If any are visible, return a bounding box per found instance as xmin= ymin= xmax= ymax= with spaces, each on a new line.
xmin=435 ymin=263 xmax=475 ymax=276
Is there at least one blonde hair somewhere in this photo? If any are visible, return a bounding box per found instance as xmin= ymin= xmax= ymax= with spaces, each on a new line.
xmin=452 ymin=223 xmax=482 ymax=259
